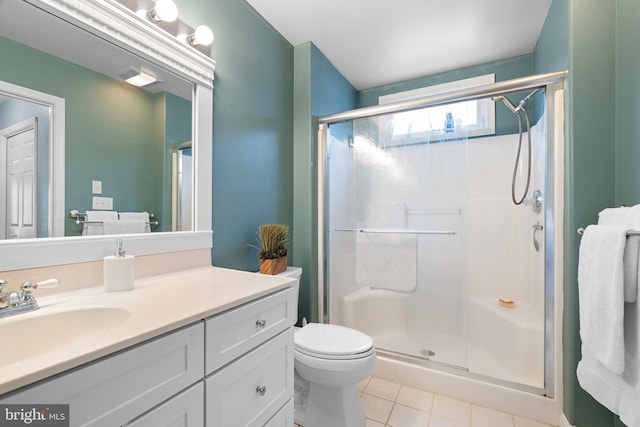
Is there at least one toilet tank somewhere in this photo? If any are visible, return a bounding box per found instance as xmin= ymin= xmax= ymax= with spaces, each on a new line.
xmin=277 ymin=266 xmax=302 ymax=281
xmin=276 ymin=267 xmax=301 ymax=319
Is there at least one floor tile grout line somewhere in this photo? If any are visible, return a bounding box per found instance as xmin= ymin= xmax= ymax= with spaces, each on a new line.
xmin=360 ymin=376 xmax=554 ymax=427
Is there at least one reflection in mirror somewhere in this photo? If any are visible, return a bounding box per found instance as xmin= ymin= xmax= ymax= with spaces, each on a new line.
xmin=0 ymin=78 xmax=64 ymax=239
xmin=170 ymin=142 xmax=193 ymax=232
xmin=0 ymin=0 xmax=214 ymax=272
xmin=0 ymin=102 xmax=43 ymax=239
xmin=0 ymin=0 xmax=194 ymax=239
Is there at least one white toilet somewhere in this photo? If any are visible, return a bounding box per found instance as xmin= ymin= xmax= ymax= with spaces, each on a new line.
xmin=275 ymin=268 xmax=376 ymax=427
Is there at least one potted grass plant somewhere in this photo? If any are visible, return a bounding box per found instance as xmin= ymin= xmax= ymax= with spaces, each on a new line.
xmin=258 ymin=224 xmax=289 ymax=275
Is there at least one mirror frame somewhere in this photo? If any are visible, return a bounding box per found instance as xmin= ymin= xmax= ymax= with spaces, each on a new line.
xmin=0 ymin=0 xmax=214 ymax=271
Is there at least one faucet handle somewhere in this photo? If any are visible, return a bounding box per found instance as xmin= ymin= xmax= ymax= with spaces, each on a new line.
xmin=21 ymin=278 xmax=59 ymax=293
xmin=0 ymin=279 xmax=6 ymax=291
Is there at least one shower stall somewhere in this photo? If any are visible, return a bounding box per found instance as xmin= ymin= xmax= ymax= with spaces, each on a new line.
xmin=317 ymin=72 xmax=565 ymax=421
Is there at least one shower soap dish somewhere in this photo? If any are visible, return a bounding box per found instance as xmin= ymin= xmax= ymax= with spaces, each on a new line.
xmin=498 ymin=297 xmax=515 ymax=308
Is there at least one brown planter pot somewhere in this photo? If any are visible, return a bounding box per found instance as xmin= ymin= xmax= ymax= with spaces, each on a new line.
xmin=259 ymin=256 xmax=287 ymax=275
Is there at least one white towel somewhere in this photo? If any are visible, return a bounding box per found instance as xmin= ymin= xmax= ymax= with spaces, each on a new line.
xmin=82 ymin=211 xmax=118 ymax=235
xmin=578 ymin=224 xmax=627 ymax=374
xmin=598 ymin=206 xmax=640 ymax=303
xmin=102 ymin=220 xmax=147 ymax=235
xmin=119 ymin=212 xmax=151 ymax=233
xmin=622 ymin=205 xmax=640 ymax=303
xmin=577 ymin=294 xmax=640 ymax=426
xmin=355 ymin=232 xmax=417 ymax=292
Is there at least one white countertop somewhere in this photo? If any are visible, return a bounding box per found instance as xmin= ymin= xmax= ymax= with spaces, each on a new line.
xmin=0 ymin=266 xmax=295 ymax=395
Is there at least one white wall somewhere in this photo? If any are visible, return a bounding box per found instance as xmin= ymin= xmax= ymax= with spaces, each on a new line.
xmin=326 ymin=121 xmax=547 ymax=363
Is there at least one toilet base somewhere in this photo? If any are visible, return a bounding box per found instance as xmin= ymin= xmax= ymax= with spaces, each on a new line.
xmin=296 ymin=379 xmax=365 ymax=427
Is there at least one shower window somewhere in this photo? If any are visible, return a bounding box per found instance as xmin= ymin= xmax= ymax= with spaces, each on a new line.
xmin=379 ymin=74 xmax=496 ymax=138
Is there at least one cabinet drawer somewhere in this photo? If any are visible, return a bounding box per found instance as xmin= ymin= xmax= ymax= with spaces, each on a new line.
xmin=205 ymin=286 xmax=296 ymax=374
xmin=205 ymin=328 xmax=294 ymax=427
xmin=1 ymin=323 xmax=204 ymax=427
xmin=264 ymin=398 xmax=294 ymax=427
xmin=126 ymin=382 xmax=204 ymax=427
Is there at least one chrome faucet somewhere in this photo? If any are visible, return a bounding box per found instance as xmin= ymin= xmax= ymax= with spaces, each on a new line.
xmin=0 ymin=279 xmax=59 ymax=318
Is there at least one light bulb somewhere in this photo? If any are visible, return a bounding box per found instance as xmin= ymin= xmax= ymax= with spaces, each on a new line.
xmin=148 ymin=0 xmax=178 ymax=23
xmin=189 ymin=25 xmax=214 ymax=46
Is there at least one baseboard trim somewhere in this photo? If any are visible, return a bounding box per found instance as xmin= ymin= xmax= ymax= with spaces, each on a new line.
xmin=560 ymin=413 xmax=575 ymax=427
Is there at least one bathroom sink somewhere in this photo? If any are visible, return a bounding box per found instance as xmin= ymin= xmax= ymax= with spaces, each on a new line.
xmin=0 ymin=307 xmax=132 ymax=365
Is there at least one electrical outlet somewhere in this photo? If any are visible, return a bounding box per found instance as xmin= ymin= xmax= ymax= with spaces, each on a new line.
xmin=92 ymin=196 xmax=113 ymax=210
xmin=92 ymin=180 xmax=102 ymax=194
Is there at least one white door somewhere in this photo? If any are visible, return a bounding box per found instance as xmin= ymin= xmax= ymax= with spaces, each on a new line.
xmin=171 ymin=144 xmax=193 ymax=232
xmin=1 ymin=118 xmax=37 ymax=239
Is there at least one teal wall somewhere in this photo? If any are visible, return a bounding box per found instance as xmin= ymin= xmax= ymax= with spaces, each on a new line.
xmin=0 ymin=36 xmax=163 ymax=236
xmin=179 ymin=0 xmax=294 ymax=271
xmin=293 ymin=42 xmax=357 ymax=323
xmin=535 ymin=0 xmax=640 ymax=425
xmin=571 ymin=0 xmax=617 ymax=424
xmin=566 ymin=1 xmax=619 ymax=426
xmin=533 ymin=0 xmax=569 ymax=75
xmin=615 ymin=0 xmax=640 ymax=205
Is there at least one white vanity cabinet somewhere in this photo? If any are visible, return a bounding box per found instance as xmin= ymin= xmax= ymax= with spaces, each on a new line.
xmin=204 ymin=286 xmax=298 ymax=427
xmin=0 ymin=323 xmax=204 ymax=427
xmin=0 ymin=283 xmax=298 ymax=427
xmin=126 ymin=383 xmax=204 ymax=427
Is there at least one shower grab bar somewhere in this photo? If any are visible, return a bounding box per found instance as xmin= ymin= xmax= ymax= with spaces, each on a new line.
xmin=577 ymin=227 xmax=640 ymax=236
xmin=335 ymin=228 xmax=456 ymax=235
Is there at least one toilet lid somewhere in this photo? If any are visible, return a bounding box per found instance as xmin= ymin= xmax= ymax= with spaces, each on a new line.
xmin=294 ymin=323 xmax=374 ymax=358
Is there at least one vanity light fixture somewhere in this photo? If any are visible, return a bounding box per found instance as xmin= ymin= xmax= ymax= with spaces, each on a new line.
xmin=147 ymin=0 xmax=178 ymax=23
xmin=188 ymin=25 xmax=214 ymax=47
xmin=125 ymin=71 xmax=157 ymax=87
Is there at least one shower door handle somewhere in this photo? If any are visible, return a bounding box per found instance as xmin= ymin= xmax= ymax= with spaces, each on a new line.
xmin=532 ymin=222 xmax=544 ymax=252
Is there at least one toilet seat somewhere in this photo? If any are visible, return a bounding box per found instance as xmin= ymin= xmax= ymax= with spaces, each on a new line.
xmin=294 ymin=323 xmax=374 ymax=360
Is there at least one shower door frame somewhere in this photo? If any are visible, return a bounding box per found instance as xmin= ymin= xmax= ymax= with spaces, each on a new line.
xmin=317 ymin=71 xmax=566 ymax=398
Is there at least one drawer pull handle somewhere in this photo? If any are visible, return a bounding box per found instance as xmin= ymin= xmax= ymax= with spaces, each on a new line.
xmin=256 ymin=319 xmax=267 ymax=328
xmin=256 ymin=385 xmax=267 ymax=396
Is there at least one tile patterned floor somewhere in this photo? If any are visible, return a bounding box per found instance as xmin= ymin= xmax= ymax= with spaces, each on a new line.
xmin=295 ymin=376 xmax=555 ymax=427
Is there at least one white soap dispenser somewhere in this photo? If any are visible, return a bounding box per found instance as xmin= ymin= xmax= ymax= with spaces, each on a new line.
xmin=103 ymin=239 xmax=135 ymax=292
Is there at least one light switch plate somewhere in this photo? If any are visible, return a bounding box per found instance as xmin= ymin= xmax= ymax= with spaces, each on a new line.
xmin=92 ymin=196 xmax=113 ymax=210
xmin=92 ymin=180 xmax=102 ymax=194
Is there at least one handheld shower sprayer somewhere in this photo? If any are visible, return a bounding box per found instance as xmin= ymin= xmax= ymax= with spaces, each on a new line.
xmin=491 ymin=95 xmax=519 ymax=114
xmin=492 ymin=88 xmax=540 ymax=115
xmin=493 ymin=88 xmax=542 ymax=206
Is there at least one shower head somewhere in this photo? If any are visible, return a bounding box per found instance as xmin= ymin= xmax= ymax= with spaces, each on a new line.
xmin=493 ymin=88 xmax=541 ymax=115
xmin=492 ymin=95 xmax=519 ymax=114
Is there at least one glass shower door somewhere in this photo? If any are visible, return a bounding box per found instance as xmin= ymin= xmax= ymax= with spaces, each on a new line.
xmin=326 ymin=106 xmax=469 ymax=370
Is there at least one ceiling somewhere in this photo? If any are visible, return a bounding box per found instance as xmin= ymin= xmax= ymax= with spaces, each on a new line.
xmin=247 ymin=0 xmax=553 ymax=90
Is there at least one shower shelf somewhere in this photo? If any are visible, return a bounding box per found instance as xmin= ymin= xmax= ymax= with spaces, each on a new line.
xmin=334 ymin=228 xmax=456 ymax=235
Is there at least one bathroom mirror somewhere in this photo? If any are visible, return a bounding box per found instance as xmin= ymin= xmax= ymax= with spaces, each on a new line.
xmin=0 ymin=0 xmax=214 ymax=270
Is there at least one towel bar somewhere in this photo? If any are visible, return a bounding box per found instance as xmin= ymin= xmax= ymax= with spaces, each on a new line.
xmin=69 ymin=210 xmax=159 ymax=226
xmin=577 ymin=227 xmax=640 ymax=236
